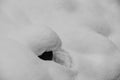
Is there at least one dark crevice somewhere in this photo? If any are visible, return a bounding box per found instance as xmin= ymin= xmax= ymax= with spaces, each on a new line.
xmin=38 ymin=51 xmax=53 ymax=60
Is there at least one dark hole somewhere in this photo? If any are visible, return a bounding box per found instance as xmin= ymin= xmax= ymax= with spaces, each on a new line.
xmin=38 ymin=51 xmax=53 ymax=60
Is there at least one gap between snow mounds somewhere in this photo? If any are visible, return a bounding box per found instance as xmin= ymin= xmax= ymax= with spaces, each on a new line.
xmin=38 ymin=48 xmax=73 ymax=69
